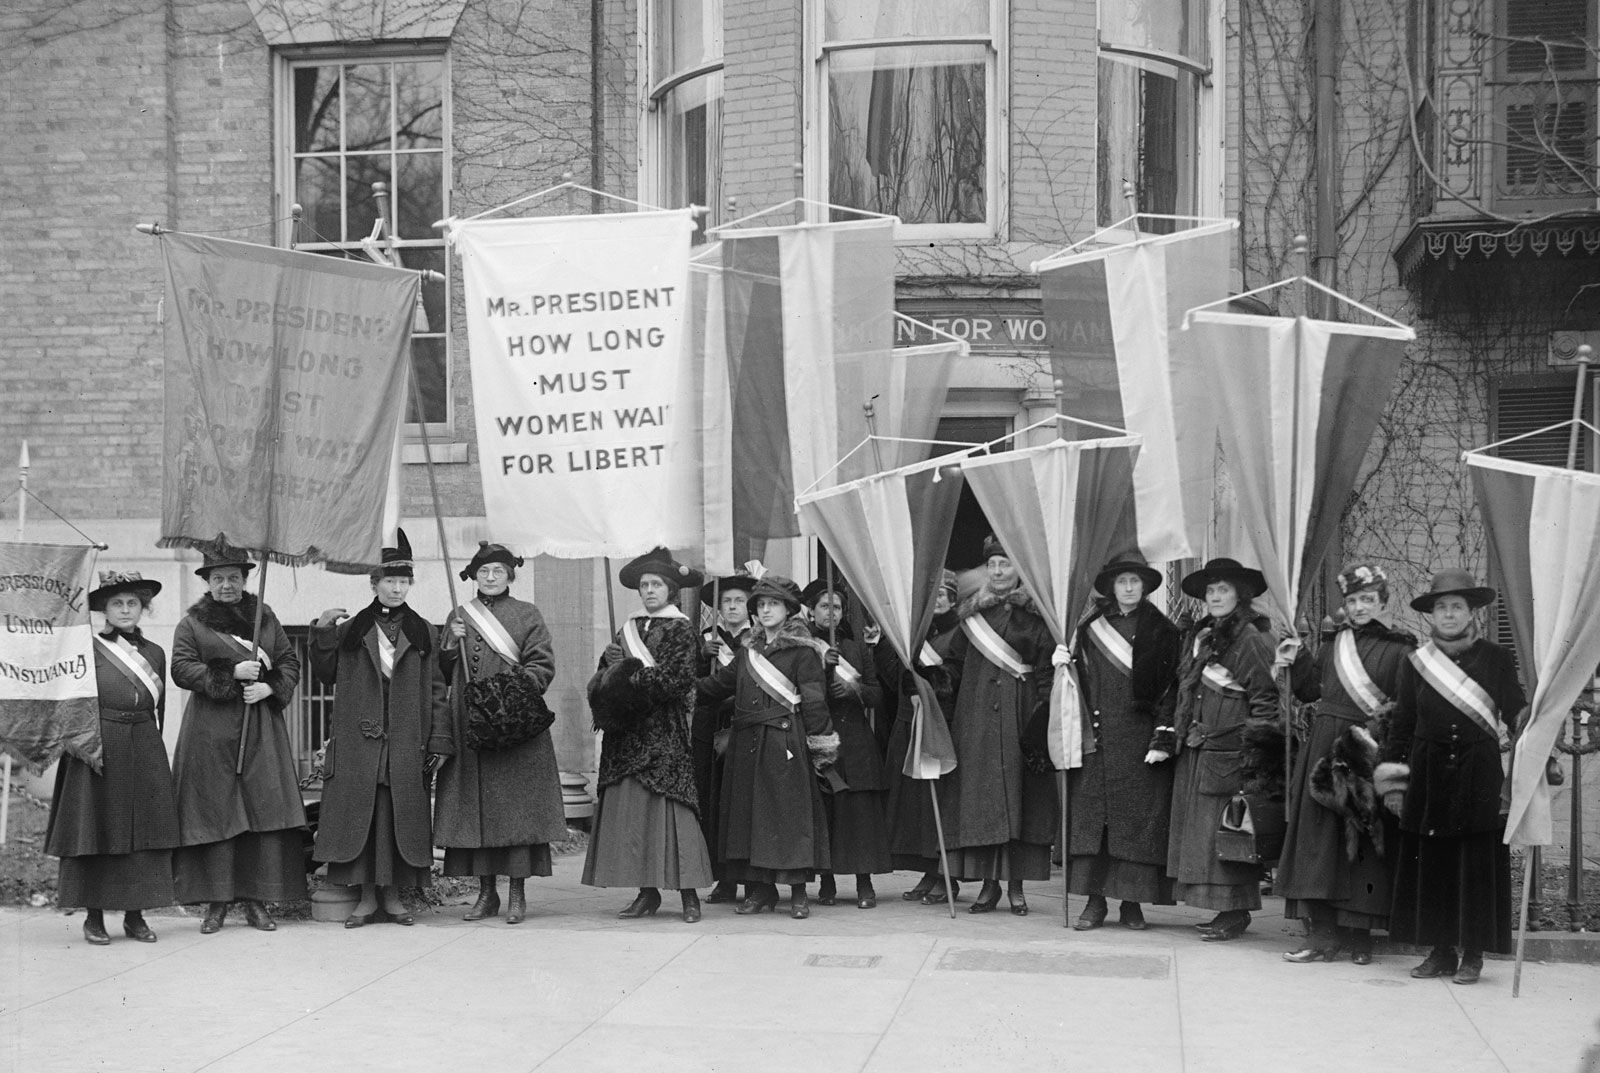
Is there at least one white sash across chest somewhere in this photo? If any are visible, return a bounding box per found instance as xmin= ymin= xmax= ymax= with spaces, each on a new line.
xmin=1085 ymin=615 xmax=1135 ymax=677
xmin=1410 ymin=642 xmax=1506 ymax=747
xmin=461 ymin=599 xmax=520 ymax=664
xmin=960 ymin=614 xmax=1030 ymax=679
xmin=1332 ymin=629 xmax=1389 ymax=716
xmin=95 ymin=635 xmax=163 ymax=704
xmin=747 ymin=648 xmax=802 ymax=711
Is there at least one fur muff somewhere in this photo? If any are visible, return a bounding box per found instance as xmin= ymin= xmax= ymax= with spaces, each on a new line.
xmin=203 ymin=657 xmax=242 ymax=701
xmin=1240 ymin=717 xmax=1289 ymax=799
xmin=1308 ymin=724 xmax=1383 ymax=861
xmin=587 ymin=657 xmax=652 ymax=733
xmin=806 ymin=731 xmax=841 ymax=771
xmin=1373 ymin=761 xmax=1409 ymax=798
xmin=464 ymin=670 xmax=555 ymax=750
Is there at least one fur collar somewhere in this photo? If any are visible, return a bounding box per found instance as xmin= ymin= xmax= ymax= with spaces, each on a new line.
xmin=1345 ymin=618 xmax=1415 ymax=646
xmin=342 ymin=599 xmax=433 ymax=655
xmin=1189 ymin=606 xmax=1271 ymax=662
xmin=955 ymin=582 xmax=1038 ymax=622
xmin=186 ymin=592 xmax=265 ymax=638
xmin=747 ymin=614 xmax=828 ymax=655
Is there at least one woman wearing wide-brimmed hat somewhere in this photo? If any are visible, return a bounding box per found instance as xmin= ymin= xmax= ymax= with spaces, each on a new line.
xmin=46 ymin=572 xmax=180 ymax=944
xmin=801 ymin=577 xmax=892 ymax=909
xmin=691 ymin=572 xmax=756 ymax=904
xmin=170 ymin=547 xmax=305 ymax=934
xmin=932 ymin=536 xmax=1057 ymax=916
xmin=1275 ymin=563 xmax=1414 ymax=965
xmin=433 ymin=541 xmax=566 ymax=924
xmin=1066 ymin=552 xmax=1180 ymax=931
xmin=583 ymin=548 xmax=715 ymax=922
xmin=1379 ymin=569 xmax=1524 ymax=985
xmin=1167 ymin=557 xmax=1281 ymax=941
xmin=696 ymin=575 xmax=838 ymax=919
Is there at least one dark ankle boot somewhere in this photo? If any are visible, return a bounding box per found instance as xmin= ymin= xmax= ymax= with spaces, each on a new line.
xmin=817 ymin=873 xmax=837 ymax=906
xmin=618 ymin=888 xmax=662 ymax=918
xmin=122 ymin=911 xmax=157 ymax=942
xmin=680 ymin=889 xmax=702 ymax=923
xmin=463 ymin=876 xmax=500 ymax=921
xmin=82 ymin=909 xmax=110 ymax=945
xmin=200 ymin=901 xmax=228 ymax=934
xmin=855 ymin=875 xmax=877 ymax=909
xmin=903 ymin=872 xmax=939 ymax=901
xmin=505 ymin=878 xmax=526 ymax=924
xmin=706 ymin=880 xmax=739 ymax=904
xmin=1075 ymin=894 xmax=1108 ymax=930
xmin=244 ymin=899 xmax=276 ymax=932
xmin=789 ymin=884 xmax=810 ymax=919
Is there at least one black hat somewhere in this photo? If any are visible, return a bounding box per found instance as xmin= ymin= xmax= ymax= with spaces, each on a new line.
xmin=1409 ymin=568 xmax=1497 ymax=613
xmin=981 ymin=534 xmax=1006 ymax=561
xmin=699 ymin=573 xmax=757 ymax=607
xmin=618 ymin=546 xmax=704 ymax=591
xmin=800 ymin=577 xmax=852 ymax=609
xmin=195 ymin=544 xmax=255 ymax=579
xmin=749 ymin=575 xmax=803 ymax=615
xmin=1180 ymin=557 xmax=1268 ymax=601
xmin=1093 ymin=551 xmax=1162 ymax=599
xmin=459 ymin=541 xmax=523 ymax=581
xmin=377 ymin=528 xmax=414 ymax=578
xmin=89 ymin=570 xmax=161 ymax=611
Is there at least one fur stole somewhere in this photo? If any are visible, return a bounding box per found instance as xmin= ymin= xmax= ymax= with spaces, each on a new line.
xmin=1240 ymin=717 xmax=1289 ymax=799
xmin=186 ymin=592 xmax=266 ymax=638
xmin=341 ymin=600 xmax=433 ymax=656
xmin=589 ymin=657 xmax=653 ymax=732
xmin=1309 ymin=724 xmax=1384 ymax=860
xmin=954 ymin=582 xmax=1039 ymax=623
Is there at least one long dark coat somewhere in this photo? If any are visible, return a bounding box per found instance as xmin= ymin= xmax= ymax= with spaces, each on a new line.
xmin=1381 ymin=638 xmax=1525 ymax=839
xmin=933 ymin=586 xmax=1058 ymax=850
xmin=1276 ymin=619 xmax=1414 ymax=913
xmin=1167 ymin=609 xmax=1279 ymax=900
xmin=589 ymin=613 xmax=700 ymax=810
xmin=310 ymin=606 xmax=448 ymax=869
xmin=170 ymin=594 xmax=305 ymax=845
xmin=46 ymin=632 xmax=180 ymax=857
xmin=432 ymin=591 xmax=567 ymax=849
xmin=1066 ymin=601 xmax=1180 ymax=865
xmin=818 ymin=632 xmax=886 ymax=793
xmin=881 ymin=613 xmax=959 ymax=868
xmin=697 ymin=616 xmax=834 ymax=872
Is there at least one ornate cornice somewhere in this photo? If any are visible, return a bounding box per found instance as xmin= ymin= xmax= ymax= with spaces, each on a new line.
xmin=1395 ymin=216 xmax=1600 ymax=288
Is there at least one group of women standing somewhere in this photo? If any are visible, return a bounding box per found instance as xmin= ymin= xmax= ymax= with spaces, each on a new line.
xmin=48 ymin=534 xmax=1525 ymax=984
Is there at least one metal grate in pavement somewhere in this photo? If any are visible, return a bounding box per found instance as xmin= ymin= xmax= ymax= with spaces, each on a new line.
xmin=805 ymin=953 xmax=884 ymax=969
xmin=936 ymin=947 xmax=1170 ymax=979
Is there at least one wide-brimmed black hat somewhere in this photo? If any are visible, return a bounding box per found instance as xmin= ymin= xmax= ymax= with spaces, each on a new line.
xmin=699 ymin=573 xmax=757 ymax=607
xmin=1409 ymin=568 xmax=1496 ymax=613
xmin=377 ymin=528 xmax=414 ymax=578
xmin=749 ymin=575 xmax=803 ymax=615
xmin=618 ymin=546 xmax=704 ymax=591
xmin=800 ymin=577 xmax=852 ymax=609
xmin=195 ymin=545 xmax=255 ymax=579
xmin=1093 ymin=551 xmax=1162 ymax=599
xmin=459 ymin=541 xmax=524 ymax=581
xmin=89 ymin=570 xmax=161 ymax=611
xmin=1180 ymin=557 xmax=1268 ymax=601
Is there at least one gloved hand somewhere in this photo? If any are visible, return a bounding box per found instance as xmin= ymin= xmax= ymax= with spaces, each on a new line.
xmin=1383 ymin=790 xmax=1405 ymax=818
xmin=1143 ymin=749 xmax=1171 ymax=765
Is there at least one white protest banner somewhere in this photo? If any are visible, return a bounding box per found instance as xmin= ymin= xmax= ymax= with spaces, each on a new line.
xmin=0 ymin=542 xmax=101 ymax=771
xmin=452 ymin=210 xmax=698 ymax=558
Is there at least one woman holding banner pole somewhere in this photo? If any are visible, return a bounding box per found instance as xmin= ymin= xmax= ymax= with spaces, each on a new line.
xmin=170 ymin=547 xmax=305 ymax=934
xmin=433 ymin=542 xmax=566 ymax=924
xmin=933 ymin=538 xmax=1057 ymax=916
xmin=582 ymin=548 xmax=713 ymax=921
xmin=46 ymin=572 xmax=180 ymax=944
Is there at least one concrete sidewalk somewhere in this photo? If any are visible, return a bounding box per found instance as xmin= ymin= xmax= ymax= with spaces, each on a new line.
xmin=3 ymin=856 xmax=1596 ymax=1073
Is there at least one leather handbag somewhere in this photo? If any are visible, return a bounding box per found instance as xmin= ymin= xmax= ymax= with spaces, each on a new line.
xmin=1215 ymin=792 xmax=1286 ymax=865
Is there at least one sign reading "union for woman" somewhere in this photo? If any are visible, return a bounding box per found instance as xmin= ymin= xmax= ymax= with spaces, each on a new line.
xmin=451 ymin=209 xmax=698 ymax=558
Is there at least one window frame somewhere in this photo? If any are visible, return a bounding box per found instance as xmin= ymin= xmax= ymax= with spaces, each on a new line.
xmin=641 ymin=0 xmax=726 ymax=237
xmin=1093 ymin=0 xmax=1225 ymax=227
xmin=806 ymin=0 xmax=1009 ymax=241
xmin=273 ymin=44 xmax=455 ymax=439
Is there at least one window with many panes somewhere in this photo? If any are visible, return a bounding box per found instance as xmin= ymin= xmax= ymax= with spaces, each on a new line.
xmin=647 ymin=0 xmax=723 ymax=240
xmin=1097 ymin=0 xmax=1215 ymax=231
xmin=817 ymin=0 xmax=1001 ymax=238
xmin=279 ymin=50 xmax=452 ymax=432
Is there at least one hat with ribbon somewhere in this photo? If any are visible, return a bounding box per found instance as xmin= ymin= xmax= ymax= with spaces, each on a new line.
xmin=618 ymin=546 xmax=704 ymax=592
xmin=89 ymin=570 xmax=162 ymax=611
xmin=459 ymin=541 xmax=524 ymax=581
xmin=194 ymin=544 xmax=255 ymax=579
xmin=376 ymin=528 xmax=415 ymax=578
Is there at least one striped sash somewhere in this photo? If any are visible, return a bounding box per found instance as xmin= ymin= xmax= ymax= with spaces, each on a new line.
xmin=224 ymin=632 xmax=271 ymax=670
xmin=95 ymin=636 xmax=162 ymax=704
xmin=917 ymin=641 xmax=943 ymax=668
xmin=960 ymin=614 xmax=1030 ymax=680
xmin=1333 ymin=629 xmax=1388 ymax=716
xmin=834 ymin=653 xmax=862 ymax=686
xmin=621 ymin=617 xmax=656 ymax=667
xmin=1410 ymin=643 xmax=1506 ymax=747
xmin=747 ymin=648 xmax=801 ymax=711
xmin=1085 ymin=615 xmax=1134 ymax=677
xmin=376 ymin=630 xmax=396 ymax=679
xmin=461 ymin=599 xmax=520 ymax=664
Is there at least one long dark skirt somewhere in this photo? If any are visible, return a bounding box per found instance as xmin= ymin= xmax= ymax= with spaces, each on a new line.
xmin=442 ymin=844 xmax=553 ymax=879
xmin=1068 ymin=831 xmax=1175 ymax=904
xmin=884 ymin=720 xmax=945 ymax=873
xmin=581 ymin=777 xmax=713 ymax=889
xmin=174 ymin=829 xmax=307 ymax=903
xmin=1389 ymin=827 xmax=1513 ymax=954
xmin=823 ymin=789 xmax=893 ymax=875
xmin=325 ymin=786 xmax=429 ymax=889
xmin=946 ymin=841 xmax=1052 ymax=882
xmin=59 ymin=850 xmax=174 ymax=910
